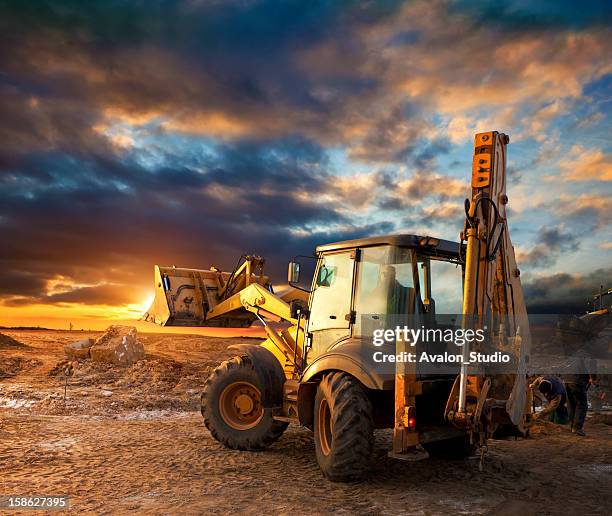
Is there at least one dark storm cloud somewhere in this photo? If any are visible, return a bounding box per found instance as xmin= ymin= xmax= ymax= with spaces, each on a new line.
xmin=3 ymin=284 xmax=135 ymax=308
xmin=347 ymin=104 xmax=427 ymax=163
xmin=0 ymin=0 xmax=406 ymax=310
xmin=0 ymin=0 xmax=400 ymax=152
xmin=516 ymin=226 xmax=579 ymax=269
xmin=0 ymin=271 xmax=48 ymax=299
xmin=0 ymin=0 xmax=609 ymax=311
xmin=524 ymin=267 xmax=612 ymax=314
xmin=0 ymin=81 xmax=112 ymax=170
xmin=451 ymin=0 xmax=612 ymax=31
xmin=0 ymin=133 xmax=377 ymax=306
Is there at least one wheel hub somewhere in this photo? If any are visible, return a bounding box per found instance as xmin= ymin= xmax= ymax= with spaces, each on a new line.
xmin=219 ymin=381 xmax=263 ymax=430
xmin=235 ymin=393 xmax=254 ymax=414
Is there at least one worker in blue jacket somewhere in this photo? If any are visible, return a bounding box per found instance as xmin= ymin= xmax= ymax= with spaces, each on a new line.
xmin=529 ymin=375 xmax=569 ymax=425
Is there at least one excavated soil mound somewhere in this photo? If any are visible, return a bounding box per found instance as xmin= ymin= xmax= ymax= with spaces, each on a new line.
xmin=0 ymin=356 xmax=41 ymax=378
xmin=49 ymin=356 xmax=188 ymax=388
xmin=46 ymin=355 xmax=212 ymax=412
xmin=0 ymin=332 xmax=27 ymax=349
xmin=49 ymin=354 xmax=211 ymax=389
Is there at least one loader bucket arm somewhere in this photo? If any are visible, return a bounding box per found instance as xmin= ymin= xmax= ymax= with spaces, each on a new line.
xmin=142 ymin=256 xmax=309 ymax=329
xmin=143 ymin=255 xmax=275 ymax=327
xmin=142 ymin=265 xmax=259 ymax=327
xmin=206 ymin=282 xmax=306 ymax=374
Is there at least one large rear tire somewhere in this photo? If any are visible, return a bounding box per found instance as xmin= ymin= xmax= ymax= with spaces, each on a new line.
xmin=201 ymin=356 xmax=288 ymax=450
xmin=314 ymin=372 xmax=374 ymax=481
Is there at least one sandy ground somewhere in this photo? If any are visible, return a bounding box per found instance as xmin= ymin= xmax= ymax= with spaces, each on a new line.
xmin=1 ymin=329 xmax=611 ymax=515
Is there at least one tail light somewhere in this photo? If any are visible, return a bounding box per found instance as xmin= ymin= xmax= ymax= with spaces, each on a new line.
xmin=403 ymin=406 xmax=416 ymax=431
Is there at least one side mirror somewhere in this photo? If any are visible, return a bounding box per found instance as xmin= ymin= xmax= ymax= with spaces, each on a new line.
xmin=288 ymin=261 xmax=300 ymax=284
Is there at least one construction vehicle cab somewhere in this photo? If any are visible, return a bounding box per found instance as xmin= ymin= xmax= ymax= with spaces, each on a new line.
xmin=293 ymin=234 xmax=463 ymax=399
xmin=146 ymin=131 xmax=532 ymax=481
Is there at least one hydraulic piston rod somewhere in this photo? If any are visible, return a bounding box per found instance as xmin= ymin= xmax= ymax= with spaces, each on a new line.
xmin=458 ymin=224 xmax=479 ymax=413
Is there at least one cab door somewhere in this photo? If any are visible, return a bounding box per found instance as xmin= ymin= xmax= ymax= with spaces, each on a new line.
xmin=307 ymin=250 xmax=355 ymax=356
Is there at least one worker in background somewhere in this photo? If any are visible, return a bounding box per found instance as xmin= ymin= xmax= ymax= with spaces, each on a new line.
xmin=529 ymin=376 xmax=569 ymax=425
xmin=563 ymin=350 xmax=595 ymax=436
xmin=564 ymin=377 xmax=589 ymax=436
xmin=588 ymin=377 xmax=605 ymax=415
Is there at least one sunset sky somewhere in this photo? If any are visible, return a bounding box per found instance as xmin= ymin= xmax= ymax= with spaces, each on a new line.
xmin=1 ymin=0 xmax=610 ymax=329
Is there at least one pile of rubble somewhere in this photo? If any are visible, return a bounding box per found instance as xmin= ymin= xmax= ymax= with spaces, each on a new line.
xmin=0 ymin=332 xmax=27 ymax=349
xmin=0 ymin=333 xmax=36 ymax=378
xmin=0 ymin=357 xmax=41 ymax=379
xmin=64 ymin=325 xmax=145 ymax=366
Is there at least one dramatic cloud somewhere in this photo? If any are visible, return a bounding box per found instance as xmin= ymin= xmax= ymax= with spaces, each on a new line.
xmin=0 ymin=0 xmax=610 ymax=320
xmin=515 ymin=226 xmax=579 ymax=269
xmin=558 ymin=145 xmax=612 ymax=182
xmin=378 ymin=171 xmax=468 ymax=211
xmin=547 ymin=194 xmax=612 ymax=230
xmin=4 ymin=282 xmax=135 ymax=308
xmin=524 ymin=267 xmax=612 ymax=314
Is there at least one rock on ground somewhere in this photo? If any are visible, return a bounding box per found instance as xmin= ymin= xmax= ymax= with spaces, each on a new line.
xmin=64 ymin=338 xmax=95 ymax=360
xmin=90 ymin=325 xmax=144 ymax=366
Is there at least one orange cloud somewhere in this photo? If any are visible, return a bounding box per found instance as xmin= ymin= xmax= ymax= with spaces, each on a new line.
xmin=301 ymin=0 xmax=612 ymax=151
xmin=420 ymin=203 xmax=463 ymax=222
xmin=162 ymin=112 xmax=260 ymax=139
xmin=558 ymin=145 xmax=612 ymax=182
xmin=550 ymin=193 xmax=612 ymax=229
xmin=396 ymin=172 xmax=467 ymax=200
xmin=316 ymin=173 xmax=381 ymax=211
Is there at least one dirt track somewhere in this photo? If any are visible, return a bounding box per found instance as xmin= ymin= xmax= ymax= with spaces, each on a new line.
xmin=1 ymin=330 xmax=611 ymax=514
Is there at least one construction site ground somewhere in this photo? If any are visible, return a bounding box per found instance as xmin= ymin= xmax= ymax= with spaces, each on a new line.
xmin=1 ymin=329 xmax=611 ymax=515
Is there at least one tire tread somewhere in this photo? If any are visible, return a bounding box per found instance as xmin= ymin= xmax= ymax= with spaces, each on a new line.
xmin=201 ymin=355 xmax=287 ymax=451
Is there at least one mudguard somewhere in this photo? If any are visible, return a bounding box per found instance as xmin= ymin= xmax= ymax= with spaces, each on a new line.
xmin=300 ymin=339 xmax=394 ymax=391
xmin=227 ymin=344 xmax=285 ymax=409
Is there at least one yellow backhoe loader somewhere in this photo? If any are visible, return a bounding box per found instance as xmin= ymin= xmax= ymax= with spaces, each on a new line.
xmin=144 ymin=131 xmax=532 ymax=481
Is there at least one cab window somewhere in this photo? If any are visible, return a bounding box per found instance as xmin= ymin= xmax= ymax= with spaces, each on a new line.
xmin=353 ymin=246 xmax=421 ymax=336
xmin=308 ymin=251 xmax=354 ymax=332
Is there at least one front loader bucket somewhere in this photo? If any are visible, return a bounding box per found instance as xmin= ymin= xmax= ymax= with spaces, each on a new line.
xmin=142 ymin=265 xmax=260 ymax=327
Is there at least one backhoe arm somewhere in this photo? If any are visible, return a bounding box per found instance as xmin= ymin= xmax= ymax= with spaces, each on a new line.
xmin=448 ymin=131 xmax=531 ymax=433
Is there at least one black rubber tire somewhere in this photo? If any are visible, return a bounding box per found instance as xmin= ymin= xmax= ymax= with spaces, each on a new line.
xmin=423 ymin=435 xmax=475 ymax=459
xmin=201 ymin=356 xmax=288 ymax=450
xmin=314 ymin=372 xmax=374 ymax=482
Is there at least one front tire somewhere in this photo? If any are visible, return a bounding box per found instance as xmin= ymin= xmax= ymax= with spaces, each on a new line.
xmin=314 ymin=372 xmax=374 ymax=481
xmin=201 ymin=356 xmax=287 ymax=450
